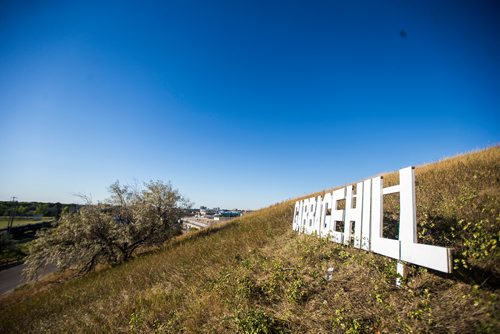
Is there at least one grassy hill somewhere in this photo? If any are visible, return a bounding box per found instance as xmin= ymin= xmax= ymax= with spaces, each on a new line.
xmin=0 ymin=146 xmax=499 ymax=333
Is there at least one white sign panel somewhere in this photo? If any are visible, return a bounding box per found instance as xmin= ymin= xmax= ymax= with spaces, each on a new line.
xmin=292 ymin=167 xmax=452 ymax=273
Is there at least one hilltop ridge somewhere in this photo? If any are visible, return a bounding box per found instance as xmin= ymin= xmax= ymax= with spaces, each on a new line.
xmin=0 ymin=146 xmax=499 ymax=333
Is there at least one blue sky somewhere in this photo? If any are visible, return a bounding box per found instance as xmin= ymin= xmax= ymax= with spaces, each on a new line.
xmin=0 ymin=0 xmax=499 ymax=209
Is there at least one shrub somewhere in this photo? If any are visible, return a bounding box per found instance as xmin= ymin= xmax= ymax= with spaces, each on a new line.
xmin=234 ymin=309 xmax=285 ymax=334
xmin=23 ymin=180 xmax=190 ymax=278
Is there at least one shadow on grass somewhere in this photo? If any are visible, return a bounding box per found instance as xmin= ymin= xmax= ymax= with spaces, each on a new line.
xmin=414 ymin=213 xmax=500 ymax=290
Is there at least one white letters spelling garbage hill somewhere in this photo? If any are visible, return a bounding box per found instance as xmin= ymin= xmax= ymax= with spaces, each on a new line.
xmin=292 ymin=167 xmax=452 ymax=273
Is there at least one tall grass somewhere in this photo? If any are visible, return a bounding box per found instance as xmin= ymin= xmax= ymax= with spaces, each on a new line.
xmin=0 ymin=146 xmax=498 ymax=333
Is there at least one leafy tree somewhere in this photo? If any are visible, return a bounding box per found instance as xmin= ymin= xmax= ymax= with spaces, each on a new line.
xmin=16 ymin=205 xmax=27 ymax=215
xmin=34 ymin=203 xmax=48 ymax=216
xmin=24 ymin=180 xmax=190 ymax=279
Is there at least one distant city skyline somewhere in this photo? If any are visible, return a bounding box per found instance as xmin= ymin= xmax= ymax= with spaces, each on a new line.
xmin=1 ymin=1 xmax=499 ymax=209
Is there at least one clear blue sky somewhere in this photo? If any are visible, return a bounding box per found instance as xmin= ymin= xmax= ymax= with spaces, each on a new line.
xmin=1 ymin=0 xmax=499 ymax=209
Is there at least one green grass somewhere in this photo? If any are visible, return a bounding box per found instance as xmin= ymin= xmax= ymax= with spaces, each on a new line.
xmin=0 ymin=146 xmax=498 ymax=333
xmin=0 ymin=217 xmax=54 ymax=229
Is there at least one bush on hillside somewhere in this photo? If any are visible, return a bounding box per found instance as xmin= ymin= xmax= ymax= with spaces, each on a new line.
xmin=23 ymin=180 xmax=190 ymax=279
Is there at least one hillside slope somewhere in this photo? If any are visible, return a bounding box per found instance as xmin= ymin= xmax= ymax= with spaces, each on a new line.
xmin=0 ymin=146 xmax=499 ymax=333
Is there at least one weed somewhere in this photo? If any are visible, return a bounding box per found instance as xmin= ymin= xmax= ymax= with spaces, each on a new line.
xmin=234 ymin=308 xmax=286 ymax=334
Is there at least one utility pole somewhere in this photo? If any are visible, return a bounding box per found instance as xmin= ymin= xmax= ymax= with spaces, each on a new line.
xmin=7 ymin=196 xmax=17 ymax=234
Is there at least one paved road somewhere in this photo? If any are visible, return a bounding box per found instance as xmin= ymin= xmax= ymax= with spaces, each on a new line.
xmin=0 ymin=263 xmax=57 ymax=294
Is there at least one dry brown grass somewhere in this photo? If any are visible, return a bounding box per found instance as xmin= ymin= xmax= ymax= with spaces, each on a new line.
xmin=0 ymin=146 xmax=498 ymax=333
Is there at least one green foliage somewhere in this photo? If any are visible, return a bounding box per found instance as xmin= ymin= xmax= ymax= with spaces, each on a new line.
xmin=285 ymin=277 xmax=306 ymax=303
xmin=406 ymin=288 xmax=432 ymax=322
xmin=129 ymin=310 xmax=145 ymax=331
xmin=382 ymin=260 xmax=398 ymax=282
xmin=453 ymin=218 xmax=499 ymax=272
xmin=331 ymin=308 xmax=364 ymax=334
xmin=234 ymin=309 xmax=285 ymax=334
xmin=0 ymin=201 xmax=80 ymax=218
xmin=236 ymin=275 xmax=260 ymax=300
